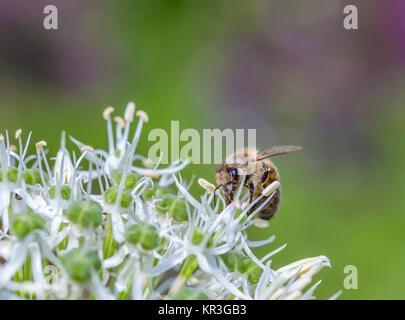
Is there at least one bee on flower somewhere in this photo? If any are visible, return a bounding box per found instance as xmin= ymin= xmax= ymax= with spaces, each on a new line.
xmin=0 ymin=102 xmax=337 ymax=300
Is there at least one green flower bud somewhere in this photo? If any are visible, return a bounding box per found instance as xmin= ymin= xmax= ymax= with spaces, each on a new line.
xmin=192 ymin=228 xmax=213 ymax=248
xmin=247 ymin=264 xmax=263 ymax=284
xmin=104 ymin=187 xmax=132 ymax=208
xmin=64 ymin=200 xmax=102 ymax=229
xmin=155 ymin=194 xmax=175 ymax=214
xmin=49 ymin=185 xmax=71 ymax=201
xmin=12 ymin=212 xmax=45 ymax=239
xmin=237 ymin=256 xmax=253 ymax=274
xmin=175 ymin=287 xmax=209 ymax=300
xmin=0 ymin=167 xmax=18 ymax=183
xmin=221 ymin=252 xmax=239 ymax=272
xmin=22 ymin=168 xmax=48 ymax=186
xmin=143 ymin=186 xmax=174 ymax=202
xmin=170 ymin=199 xmax=188 ymax=222
xmin=111 ymin=170 xmax=140 ymax=190
xmin=156 ymin=194 xmax=188 ymax=222
xmin=125 ymin=223 xmax=160 ymax=250
xmin=61 ymin=249 xmax=101 ymax=283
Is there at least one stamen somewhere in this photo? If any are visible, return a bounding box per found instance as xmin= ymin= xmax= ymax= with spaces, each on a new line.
xmin=144 ymin=173 xmax=160 ymax=179
xmin=103 ymin=106 xmax=114 ymax=120
xmin=35 ymin=141 xmax=47 ymax=155
xmin=136 ymin=110 xmax=149 ymax=123
xmin=124 ymin=102 xmax=136 ymax=122
xmin=15 ymin=129 xmax=22 ymax=139
xmin=262 ymin=181 xmax=280 ymax=197
xmin=80 ymin=145 xmax=95 ymax=153
xmin=114 ymin=116 xmax=125 ymax=129
xmin=198 ymin=178 xmax=215 ymax=193
xmin=254 ymin=218 xmax=269 ymax=228
xmin=142 ymin=158 xmax=154 ymax=169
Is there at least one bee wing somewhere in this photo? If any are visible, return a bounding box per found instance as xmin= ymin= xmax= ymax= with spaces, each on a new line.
xmin=256 ymin=146 xmax=302 ymax=161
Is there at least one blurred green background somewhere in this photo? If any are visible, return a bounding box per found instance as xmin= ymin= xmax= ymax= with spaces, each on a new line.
xmin=1 ymin=0 xmax=405 ymax=299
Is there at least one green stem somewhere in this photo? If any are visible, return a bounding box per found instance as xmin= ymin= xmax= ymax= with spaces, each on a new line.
xmin=180 ymin=255 xmax=198 ymax=278
xmin=24 ymin=256 xmax=31 ymax=299
xmin=168 ymin=255 xmax=198 ymax=298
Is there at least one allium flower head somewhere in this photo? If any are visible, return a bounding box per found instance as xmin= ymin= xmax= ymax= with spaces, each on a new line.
xmin=0 ymin=102 xmax=336 ymax=300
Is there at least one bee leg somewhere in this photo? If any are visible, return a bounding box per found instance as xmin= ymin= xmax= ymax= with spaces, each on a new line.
xmin=244 ymin=180 xmax=255 ymax=204
xmin=213 ymin=184 xmax=222 ymax=207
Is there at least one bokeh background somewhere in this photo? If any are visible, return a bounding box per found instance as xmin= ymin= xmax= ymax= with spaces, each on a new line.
xmin=1 ymin=0 xmax=405 ymax=299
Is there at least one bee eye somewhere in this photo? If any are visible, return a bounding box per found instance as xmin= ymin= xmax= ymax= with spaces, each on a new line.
xmin=229 ymin=167 xmax=238 ymax=180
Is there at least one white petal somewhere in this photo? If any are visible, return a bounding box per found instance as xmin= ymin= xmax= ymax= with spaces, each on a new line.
xmin=0 ymin=242 xmax=28 ymax=288
xmin=0 ymin=189 xmax=10 ymax=211
xmin=90 ymin=273 xmax=115 ymax=300
xmin=110 ymin=209 xmax=125 ymax=243
xmin=147 ymin=250 xmax=188 ymax=277
xmin=103 ymin=245 xmax=129 ymax=268
xmin=29 ymin=242 xmax=45 ymax=299
xmin=246 ymin=235 xmax=276 ymax=248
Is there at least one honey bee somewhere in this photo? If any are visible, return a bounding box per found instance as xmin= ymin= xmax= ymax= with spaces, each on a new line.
xmin=214 ymin=146 xmax=302 ymax=220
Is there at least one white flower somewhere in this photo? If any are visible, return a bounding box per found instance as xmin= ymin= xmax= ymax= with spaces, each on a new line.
xmin=0 ymin=102 xmax=335 ymax=300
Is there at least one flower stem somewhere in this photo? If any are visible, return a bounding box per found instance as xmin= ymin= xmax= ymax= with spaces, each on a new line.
xmin=168 ymin=255 xmax=198 ymax=298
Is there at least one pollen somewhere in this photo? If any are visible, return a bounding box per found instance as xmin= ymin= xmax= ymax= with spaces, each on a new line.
xmin=114 ymin=116 xmax=125 ymax=129
xmin=124 ymin=101 xmax=136 ymax=122
xmin=15 ymin=128 xmax=22 ymax=139
xmin=142 ymin=158 xmax=154 ymax=169
xmin=254 ymin=218 xmax=269 ymax=228
xmin=80 ymin=145 xmax=95 ymax=153
xmin=136 ymin=110 xmax=149 ymax=123
xmin=197 ymin=178 xmax=215 ymax=193
xmin=262 ymin=181 xmax=280 ymax=197
xmin=144 ymin=173 xmax=160 ymax=179
xmin=35 ymin=140 xmax=47 ymax=154
xmin=103 ymin=106 xmax=115 ymax=120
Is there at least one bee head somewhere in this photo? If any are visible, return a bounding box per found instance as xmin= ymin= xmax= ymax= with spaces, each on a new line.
xmin=215 ymin=164 xmax=239 ymax=203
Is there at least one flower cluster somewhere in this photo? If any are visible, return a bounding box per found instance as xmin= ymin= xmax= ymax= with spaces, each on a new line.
xmin=0 ymin=102 xmax=336 ymax=300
